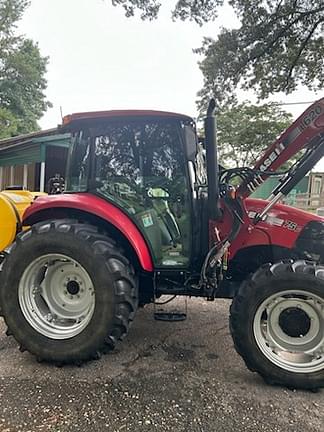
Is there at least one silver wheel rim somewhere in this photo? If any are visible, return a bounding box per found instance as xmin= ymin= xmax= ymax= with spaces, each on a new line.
xmin=19 ymin=254 xmax=95 ymax=340
xmin=253 ymin=290 xmax=324 ymax=373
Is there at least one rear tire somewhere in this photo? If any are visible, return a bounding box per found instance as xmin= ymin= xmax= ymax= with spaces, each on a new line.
xmin=0 ymin=220 xmax=138 ymax=364
xmin=230 ymin=260 xmax=324 ymax=390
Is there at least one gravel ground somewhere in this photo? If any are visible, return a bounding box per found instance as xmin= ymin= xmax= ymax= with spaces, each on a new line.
xmin=0 ymin=298 xmax=322 ymax=432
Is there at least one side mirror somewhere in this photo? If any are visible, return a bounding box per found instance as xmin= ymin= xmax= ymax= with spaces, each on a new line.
xmin=184 ymin=125 xmax=197 ymax=162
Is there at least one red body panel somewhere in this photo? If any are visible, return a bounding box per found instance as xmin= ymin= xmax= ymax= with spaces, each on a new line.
xmin=23 ymin=193 xmax=154 ymax=272
xmin=213 ymin=198 xmax=324 ymax=259
xmin=24 ymin=194 xmax=323 ymax=271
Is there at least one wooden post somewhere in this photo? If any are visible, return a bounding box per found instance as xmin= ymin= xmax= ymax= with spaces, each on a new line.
xmin=23 ymin=164 xmax=28 ymax=189
xmin=40 ymin=162 xmax=46 ymax=192
xmin=10 ymin=166 xmax=14 ymax=185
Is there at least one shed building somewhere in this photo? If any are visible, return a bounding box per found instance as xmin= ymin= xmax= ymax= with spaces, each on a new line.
xmin=0 ymin=130 xmax=70 ymax=192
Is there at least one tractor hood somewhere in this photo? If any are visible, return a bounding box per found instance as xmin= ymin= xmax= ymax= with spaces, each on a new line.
xmin=245 ymin=198 xmax=324 ymax=227
xmin=244 ymin=198 xmax=324 ymax=259
xmin=244 ymin=198 xmax=324 ymax=251
xmin=216 ymin=197 xmax=324 ymax=260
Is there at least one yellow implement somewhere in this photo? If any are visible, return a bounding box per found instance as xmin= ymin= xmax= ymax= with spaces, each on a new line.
xmin=0 ymin=190 xmax=44 ymax=252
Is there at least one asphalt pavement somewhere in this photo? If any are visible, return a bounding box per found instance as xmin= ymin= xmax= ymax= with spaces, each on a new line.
xmin=0 ymin=298 xmax=322 ymax=432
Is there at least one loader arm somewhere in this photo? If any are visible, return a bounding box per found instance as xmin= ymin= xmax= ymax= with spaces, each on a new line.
xmin=238 ymin=97 xmax=324 ymax=198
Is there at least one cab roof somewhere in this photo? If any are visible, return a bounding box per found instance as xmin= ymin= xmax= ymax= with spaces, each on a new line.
xmin=62 ymin=110 xmax=194 ymax=125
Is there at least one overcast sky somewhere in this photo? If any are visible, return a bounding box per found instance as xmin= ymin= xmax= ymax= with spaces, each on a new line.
xmin=19 ymin=0 xmax=321 ymax=131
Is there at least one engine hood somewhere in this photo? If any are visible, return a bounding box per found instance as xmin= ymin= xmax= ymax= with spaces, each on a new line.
xmin=245 ymin=198 xmax=324 ymax=227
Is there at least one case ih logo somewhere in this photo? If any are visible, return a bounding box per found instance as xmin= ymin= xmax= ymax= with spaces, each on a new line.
xmin=259 ymin=142 xmax=285 ymax=172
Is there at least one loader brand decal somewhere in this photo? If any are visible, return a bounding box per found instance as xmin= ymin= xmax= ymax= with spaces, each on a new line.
xmin=298 ymin=105 xmax=322 ymax=132
xmin=248 ymin=211 xmax=284 ymax=226
xmin=266 ymin=215 xmax=285 ymax=227
xmin=257 ymin=104 xmax=323 ymax=174
xmin=248 ymin=211 xmax=300 ymax=231
xmin=259 ymin=142 xmax=285 ymax=172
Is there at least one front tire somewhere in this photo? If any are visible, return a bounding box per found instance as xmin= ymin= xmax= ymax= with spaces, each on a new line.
xmin=230 ymin=261 xmax=324 ymax=390
xmin=0 ymin=220 xmax=138 ymax=364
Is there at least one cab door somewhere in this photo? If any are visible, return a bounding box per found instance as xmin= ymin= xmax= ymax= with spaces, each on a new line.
xmin=91 ymin=117 xmax=193 ymax=267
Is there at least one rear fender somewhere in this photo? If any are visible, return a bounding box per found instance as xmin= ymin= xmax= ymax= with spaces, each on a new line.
xmin=23 ymin=193 xmax=154 ymax=272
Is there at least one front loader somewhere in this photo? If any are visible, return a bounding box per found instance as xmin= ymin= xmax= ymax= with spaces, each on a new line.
xmin=1 ymin=99 xmax=324 ymax=389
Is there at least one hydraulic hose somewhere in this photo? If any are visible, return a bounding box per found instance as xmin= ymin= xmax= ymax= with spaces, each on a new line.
xmin=201 ymin=195 xmax=244 ymax=284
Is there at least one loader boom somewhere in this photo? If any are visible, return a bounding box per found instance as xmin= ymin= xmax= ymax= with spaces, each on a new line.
xmin=238 ymin=97 xmax=324 ymax=198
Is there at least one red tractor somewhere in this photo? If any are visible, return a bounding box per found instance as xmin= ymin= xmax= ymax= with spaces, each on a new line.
xmin=1 ymin=99 xmax=324 ymax=390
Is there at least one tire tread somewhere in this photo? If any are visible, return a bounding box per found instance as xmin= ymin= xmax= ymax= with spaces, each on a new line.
xmin=230 ymin=260 xmax=324 ymax=390
xmin=1 ymin=219 xmax=138 ymax=365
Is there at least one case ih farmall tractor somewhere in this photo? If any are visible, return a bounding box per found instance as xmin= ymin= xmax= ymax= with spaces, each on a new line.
xmin=1 ymin=99 xmax=324 ymax=390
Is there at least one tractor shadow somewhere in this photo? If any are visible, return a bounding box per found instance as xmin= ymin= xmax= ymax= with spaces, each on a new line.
xmin=0 ymin=298 xmax=309 ymax=396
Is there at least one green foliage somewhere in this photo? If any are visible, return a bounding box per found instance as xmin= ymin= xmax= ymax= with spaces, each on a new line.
xmin=197 ymin=1 xmax=324 ymax=107
xmin=0 ymin=0 xmax=28 ymax=38
xmin=0 ymin=0 xmax=51 ymax=138
xmin=110 ymin=1 xmax=324 ymax=104
xmin=216 ymin=102 xmax=292 ymax=168
xmin=0 ymin=107 xmax=18 ymax=138
xmin=110 ymin=0 xmax=223 ymax=24
xmin=111 ymin=0 xmax=160 ymax=20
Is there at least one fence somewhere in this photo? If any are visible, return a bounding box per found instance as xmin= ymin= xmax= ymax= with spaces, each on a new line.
xmin=285 ymin=192 xmax=324 ymax=210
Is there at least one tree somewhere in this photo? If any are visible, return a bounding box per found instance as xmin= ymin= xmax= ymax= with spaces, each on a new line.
xmin=110 ymin=1 xmax=324 ymax=105
xmin=0 ymin=0 xmax=51 ymax=137
xmin=110 ymin=0 xmax=222 ymax=24
xmin=0 ymin=107 xmax=18 ymax=139
xmin=216 ymin=101 xmax=292 ymax=168
xmin=197 ymin=1 xmax=324 ymax=109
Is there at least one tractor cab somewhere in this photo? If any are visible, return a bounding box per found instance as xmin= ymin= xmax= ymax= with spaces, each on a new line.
xmin=63 ymin=111 xmax=207 ymax=269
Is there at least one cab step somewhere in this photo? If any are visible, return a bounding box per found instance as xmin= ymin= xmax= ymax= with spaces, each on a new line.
xmin=153 ymin=295 xmax=187 ymax=322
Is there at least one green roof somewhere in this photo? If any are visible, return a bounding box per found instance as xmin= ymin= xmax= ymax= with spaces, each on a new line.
xmin=0 ymin=132 xmax=70 ymax=167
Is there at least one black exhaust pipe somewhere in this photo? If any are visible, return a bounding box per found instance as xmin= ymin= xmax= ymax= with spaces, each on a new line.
xmin=204 ymin=99 xmax=221 ymax=220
